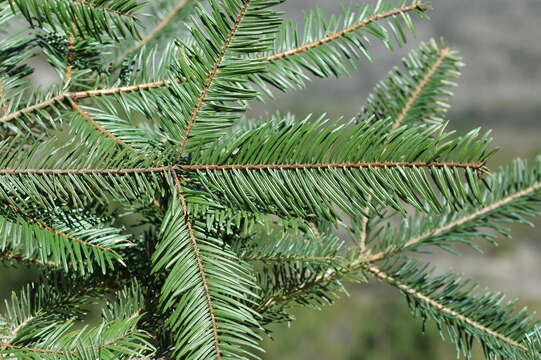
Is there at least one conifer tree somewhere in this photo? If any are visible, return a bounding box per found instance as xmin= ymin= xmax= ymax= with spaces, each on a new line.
xmin=0 ymin=0 xmax=540 ymax=359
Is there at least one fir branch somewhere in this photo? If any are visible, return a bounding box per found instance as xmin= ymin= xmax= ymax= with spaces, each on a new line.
xmin=248 ymin=160 xmax=541 ymax=313
xmin=69 ymin=99 xmax=138 ymax=153
xmin=360 ymin=40 xmax=462 ymax=128
xmin=256 ymin=267 xmax=342 ymax=312
xmin=172 ymin=172 xmax=222 ymax=358
xmin=265 ymin=2 xmax=425 ymax=62
xmin=152 ymin=175 xmax=261 ymax=359
xmin=182 ymin=161 xmax=485 ymax=172
xmin=1 ymin=1 xmax=538 ymax=358
xmin=0 ymin=282 xmax=154 ymax=359
xmin=195 ymin=118 xmax=492 ymax=218
xmin=392 ymin=47 xmax=451 ymax=129
xmin=0 ymin=200 xmax=131 ymax=273
xmin=367 ymin=177 xmax=541 ymax=263
xmin=177 ymin=0 xmax=251 ymax=154
xmin=0 ymin=161 xmax=485 ymax=176
xmin=260 ymin=252 xmax=536 ymax=358
xmin=0 ymin=93 xmax=66 ymax=124
xmin=8 ymin=0 xmax=144 ymax=40
xmin=0 ymin=318 xmax=150 ymax=357
xmin=5 ymin=203 xmax=113 ymax=254
xmin=0 ymin=165 xmax=173 ymax=176
xmin=0 ymin=80 xmax=177 ymax=124
xmin=366 ymin=265 xmax=527 ymax=351
xmin=253 ymin=232 xmax=347 ymax=313
xmin=68 ymin=98 xmax=162 ymax=166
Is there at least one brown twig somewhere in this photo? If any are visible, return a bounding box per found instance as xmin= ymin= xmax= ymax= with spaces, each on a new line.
xmin=0 ymin=80 xmax=177 ymax=124
xmin=391 ymin=47 xmax=451 ymax=129
xmin=265 ymin=2 xmax=424 ymax=62
xmin=0 ymin=161 xmax=484 ymax=176
xmin=177 ymin=0 xmax=251 ymax=154
xmin=179 ymin=161 xmax=484 ymax=172
xmin=69 ymin=99 xmax=139 ymax=152
xmin=172 ymin=171 xmax=222 ymax=358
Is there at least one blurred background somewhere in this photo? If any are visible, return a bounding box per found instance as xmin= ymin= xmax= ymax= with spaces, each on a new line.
xmin=1 ymin=1 xmax=540 ymax=359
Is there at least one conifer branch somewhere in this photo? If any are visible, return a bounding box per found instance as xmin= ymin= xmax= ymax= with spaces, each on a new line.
xmin=0 ymin=165 xmax=175 ymax=176
xmin=125 ymin=0 xmax=191 ymax=57
xmin=257 ymin=266 xmax=343 ymax=312
xmin=172 ymin=172 xmax=222 ymax=359
xmin=265 ymin=2 xmax=425 ymax=62
xmin=360 ymin=40 xmax=461 ymax=128
xmin=367 ymin=180 xmax=541 ymax=263
xmin=0 ymin=283 xmax=151 ymax=358
xmin=69 ymin=99 xmax=138 ymax=153
xmin=392 ymin=47 xmax=451 ymax=129
xmin=4 ymin=203 xmax=113 ymax=253
xmin=183 ymin=161 xmax=485 ymax=172
xmin=0 ymin=80 xmax=178 ymax=124
xmin=0 ymin=1 xmax=536 ymax=358
xmin=260 ymin=255 xmax=533 ymax=355
xmin=178 ymin=0 xmax=251 ymax=154
xmin=257 ymin=167 xmax=541 ymax=312
xmin=0 ymin=322 xmax=146 ymax=356
xmin=0 ymin=161 xmax=484 ymax=176
xmin=69 ymin=97 xmax=163 ymax=168
xmin=186 ymin=161 xmax=484 ymax=172
xmin=101 ymin=328 xmax=140 ymax=347
xmin=365 ymin=265 xmax=528 ymax=351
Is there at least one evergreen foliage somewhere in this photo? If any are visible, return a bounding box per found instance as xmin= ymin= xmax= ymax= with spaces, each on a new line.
xmin=0 ymin=0 xmax=539 ymax=359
